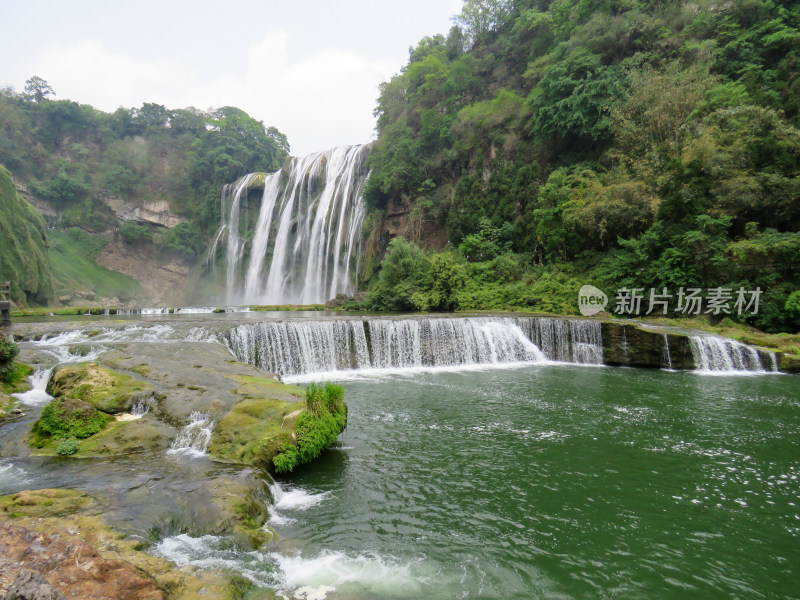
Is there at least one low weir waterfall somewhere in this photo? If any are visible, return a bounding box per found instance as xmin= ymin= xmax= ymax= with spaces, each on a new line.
xmin=224 ymin=316 xmax=604 ymax=378
xmin=689 ymin=335 xmax=774 ymax=373
xmin=209 ymin=145 xmax=370 ymax=305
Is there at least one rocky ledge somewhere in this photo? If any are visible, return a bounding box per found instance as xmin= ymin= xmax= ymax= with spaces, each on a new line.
xmin=0 ymin=489 xmax=235 ymax=600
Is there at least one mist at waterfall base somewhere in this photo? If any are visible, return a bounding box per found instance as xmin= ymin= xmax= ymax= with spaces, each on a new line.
xmin=207 ymin=145 xmax=369 ymax=306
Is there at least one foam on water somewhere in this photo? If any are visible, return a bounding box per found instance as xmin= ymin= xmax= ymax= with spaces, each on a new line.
xmin=270 ymin=550 xmax=426 ymax=597
xmin=282 ymin=359 xmax=551 ymax=384
xmin=152 ymin=534 xmax=274 ymax=586
xmin=271 ymin=483 xmax=331 ymax=511
xmin=152 ymin=534 xmax=429 ymax=598
xmin=0 ymin=461 xmax=29 ymax=488
xmin=269 ymin=483 xmax=331 ymax=527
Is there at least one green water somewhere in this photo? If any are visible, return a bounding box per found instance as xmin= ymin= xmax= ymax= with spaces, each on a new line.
xmin=271 ymin=365 xmax=800 ymax=599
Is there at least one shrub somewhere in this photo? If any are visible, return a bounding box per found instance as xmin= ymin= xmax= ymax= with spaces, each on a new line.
xmin=56 ymin=438 xmax=80 ymax=455
xmin=0 ymin=334 xmax=20 ymax=381
xmin=786 ymin=291 xmax=800 ymax=329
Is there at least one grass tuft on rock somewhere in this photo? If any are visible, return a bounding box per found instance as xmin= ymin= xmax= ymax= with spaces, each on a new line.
xmin=270 ymin=382 xmax=347 ymax=475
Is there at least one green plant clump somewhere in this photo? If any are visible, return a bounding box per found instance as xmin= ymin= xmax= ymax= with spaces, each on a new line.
xmin=0 ymin=334 xmax=20 ymax=381
xmin=272 ymin=383 xmax=347 ymax=474
xmin=56 ymin=438 xmax=80 ymax=455
xmin=31 ymin=397 xmax=111 ymax=446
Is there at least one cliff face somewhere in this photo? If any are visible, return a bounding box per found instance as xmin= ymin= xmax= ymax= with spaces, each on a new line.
xmin=95 ymin=235 xmax=191 ymax=306
xmin=7 ymin=174 xmax=194 ymax=308
xmin=0 ymin=166 xmax=53 ymax=306
xmin=101 ymin=197 xmax=187 ymax=228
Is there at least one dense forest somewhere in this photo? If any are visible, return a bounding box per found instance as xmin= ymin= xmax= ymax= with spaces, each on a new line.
xmin=364 ymin=0 xmax=800 ymax=333
xmin=1 ymin=0 xmax=799 ymax=333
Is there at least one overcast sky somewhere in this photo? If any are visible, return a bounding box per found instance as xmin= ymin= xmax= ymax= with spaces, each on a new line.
xmin=0 ymin=0 xmax=462 ymax=156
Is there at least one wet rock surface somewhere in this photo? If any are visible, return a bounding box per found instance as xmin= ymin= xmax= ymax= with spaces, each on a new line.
xmin=0 ymin=523 xmax=163 ymax=600
xmin=0 ymin=489 xmax=233 ymax=600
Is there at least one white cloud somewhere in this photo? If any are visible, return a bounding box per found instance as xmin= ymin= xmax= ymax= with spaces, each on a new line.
xmin=242 ymin=29 xmax=397 ymax=154
xmin=30 ymin=30 xmax=398 ymax=156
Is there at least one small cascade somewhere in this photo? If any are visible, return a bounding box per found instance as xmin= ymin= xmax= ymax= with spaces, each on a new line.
xmin=769 ymin=352 xmax=779 ymax=372
xmin=621 ymin=328 xmax=629 ymax=359
xmin=130 ymin=401 xmax=150 ymax=417
xmin=268 ymin=482 xmax=331 ymax=526
xmin=167 ymin=412 xmax=214 ymax=457
xmin=12 ymin=367 xmax=54 ymax=406
xmin=514 ymin=318 xmax=603 ymax=364
xmin=662 ymin=334 xmax=673 ymax=370
xmin=689 ymin=335 xmax=765 ymax=373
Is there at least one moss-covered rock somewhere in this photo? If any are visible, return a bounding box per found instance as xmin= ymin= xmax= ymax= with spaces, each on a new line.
xmin=29 ymin=396 xmax=111 ymax=450
xmin=75 ymin=416 xmax=175 ymax=456
xmin=47 ymin=362 xmax=153 ymax=414
xmin=0 ymin=489 xmax=234 ymax=600
xmin=779 ymin=352 xmax=800 ymax=374
xmin=601 ymin=322 xmax=695 ymax=370
xmin=0 ymin=488 xmax=94 ymax=519
xmin=207 ymin=375 xmax=305 ymax=466
xmin=0 ymin=391 xmax=21 ymax=423
xmin=271 ymin=383 xmax=348 ymax=475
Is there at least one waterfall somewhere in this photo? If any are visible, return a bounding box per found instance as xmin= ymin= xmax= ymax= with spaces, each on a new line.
xmin=167 ymin=412 xmax=214 ymax=457
xmin=662 ymin=334 xmax=673 ymax=370
xmin=205 ymin=173 xmax=257 ymax=304
xmin=688 ymin=335 xmax=766 ymax=373
xmin=211 ymin=145 xmax=370 ymax=305
xmin=225 ymin=319 xmax=371 ymax=376
xmin=12 ymin=367 xmax=54 ymax=406
xmin=513 ymin=317 xmax=603 ymax=364
xmin=368 ymin=318 xmax=545 ymax=369
xmin=224 ymin=316 xmax=603 ymax=378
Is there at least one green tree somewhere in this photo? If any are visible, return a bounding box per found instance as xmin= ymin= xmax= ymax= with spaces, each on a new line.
xmin=367 ymin=237 xmax=431 ymax=311
xmin=411 ymin=252 xmax=467 ymax=311
xmin=527 ymin=47 xmax=622 ymax=150
xmin=23 ymin=75 xmax=55 ymax=103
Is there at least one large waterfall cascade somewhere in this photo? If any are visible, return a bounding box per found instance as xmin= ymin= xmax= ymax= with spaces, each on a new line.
xmin=208 ymin=145 xmax=370 ymax=306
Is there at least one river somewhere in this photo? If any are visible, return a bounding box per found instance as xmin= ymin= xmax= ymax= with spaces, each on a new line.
xmin=2 ymin=314 xmax=797 ymax=599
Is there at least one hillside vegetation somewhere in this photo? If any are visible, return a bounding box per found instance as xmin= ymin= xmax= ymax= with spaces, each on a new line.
xmin=0 ymin=82 xmax=289 ymax=301
xmin=1 ymin=1 xmax=798 ymax=332
xmin=365 ymin=0 xmax=800 ymax=332
xmin=0 ymin=165 xmax=52 ymax=304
